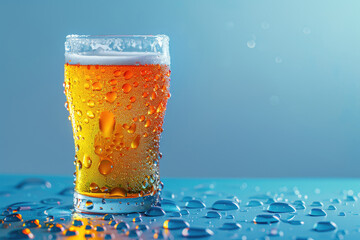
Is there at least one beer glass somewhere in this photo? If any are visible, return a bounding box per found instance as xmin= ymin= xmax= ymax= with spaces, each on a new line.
xmin=64 ymin=35 xmax=170 ymax=213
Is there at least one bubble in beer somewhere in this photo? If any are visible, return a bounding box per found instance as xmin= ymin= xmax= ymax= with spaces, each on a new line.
xmin=122 ymin=83 xmax=132 ymax=93
xmin=83 ymin=155 xmax=92 ymax=168
xmin=87 ymin=111 xmax=95 ymax=119
xmin=99 ymin=111 xmax=116 ymax=138
xmin=92 ymin=82 xmax=102 ymax=91
xmin=124 ymin=70 xmax=133 ymax=80
xmin=128 ymin=123 xmax=136 ymax=134
xmin=105 ymin=92 xmax=117 ymax=103
xmin=131 ymin=135 xmax=141 ymax=149
xmin=99 ymin=159 xmax=114 ymax=175
xmin=90 ymin=183 xmax=99 ymax=192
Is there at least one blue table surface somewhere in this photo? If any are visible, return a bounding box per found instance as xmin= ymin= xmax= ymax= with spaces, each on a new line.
xmin=1 ymin=175 xmax=360 ymax=239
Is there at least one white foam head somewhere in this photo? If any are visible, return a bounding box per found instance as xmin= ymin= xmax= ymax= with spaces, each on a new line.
xmin=65 ymin=35 xmax=170 ymax=65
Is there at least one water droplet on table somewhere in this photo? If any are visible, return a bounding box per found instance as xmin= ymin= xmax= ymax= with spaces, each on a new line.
xmin=345 ymin=195 xmax=357 ymax=201
xmin=161 ymin=200 xmax=181 ymax=212
xmin=7 ymin=228 xmax=34 ymax=239
xmin=313 ymin=221 xmax=337 ymax=232
xmin=4 ymin=213 xmax=23 ymax=222
xmin=41 ymin=198 xmax=62 ymax=205
xmin=253 ymin=214 xmax=280 ymax=224
xmin=246 ymin=200 xmax=263 ymax=207
xmin=288 ymin=220 xmax=304 ymax=225
xmin=180 ymin=209 xmax=190 ymax=215
xmin=95 ymin=225 xmax=106 ymax=231
xmin=182 ymin=227 xmax=214 ymax=238
xmin=220 ymin=222 xmax=242 ymax=230
xmin=310 ymin=201 xmax=323 ymax=207
xmin=132 ymin=217 xmax=142 ymax=222
xmin=309 ymin=208 xmax=326 ymax=217
xmin=23 ymin=219 xmax=41 ymax=228
xmin=168 ymin=212 xmax=182 ymax=217
xmin=103 ymin=214 xmax=114 ymax=220
xmin=15 ymin=178 xmax=51 ymax=189
xmin=126 ymin=229 xmax=142 ymax=238
xmin=182 ymin=196 xmax=195 ymax=202
xmin=205 ymin=211 xmax=221 ymax=219
xmin=64 ymin=227 xmax=78 ymax=236
xmin=331 ymin=198 xmax=341 ymax=204
xmin=145 ymin=206 xmax=166 ymax=217
xmin=136 ymin=224 xmax=149 ymax=231
xmin=268 ymin=202 xmax=296 ymax=213
xmin=72 ymin=219 xmax=83 ymax=226
xmin=212 ymin=200 xmax=239 ymax=210
xmin=327 ymin=205 xmax=336 ymax=210
xmin=185 ymin=200 xmax=206 ymax=209
xmin=115 ymin=221 xmax=130 ymax=231
xmin=48 ymin=223 xmax=65 ymax=232
xmin=163 ymin=219 xmax=190 ymax=229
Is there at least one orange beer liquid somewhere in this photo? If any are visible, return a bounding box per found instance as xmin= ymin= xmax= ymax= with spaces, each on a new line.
xmin=64 ymin=64 xmax=170 ymax=198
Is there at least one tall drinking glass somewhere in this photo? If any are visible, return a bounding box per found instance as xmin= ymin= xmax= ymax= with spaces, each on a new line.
xmin=64 ymin=35 xmax=171 ymax=213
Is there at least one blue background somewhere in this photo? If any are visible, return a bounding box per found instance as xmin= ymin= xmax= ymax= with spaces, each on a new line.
xmin=1 ymin=0 xmax=360 ymax=177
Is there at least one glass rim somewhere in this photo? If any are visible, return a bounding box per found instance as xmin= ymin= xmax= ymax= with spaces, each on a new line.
xmin=65 ymin=34 xmax=170 ymax=65
xmin=66 ymin=34 xmax=169 ymax=41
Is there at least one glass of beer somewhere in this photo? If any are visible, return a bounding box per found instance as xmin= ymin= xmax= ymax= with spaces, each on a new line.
xmin=64 ymin=35 xmax=171 ymax=213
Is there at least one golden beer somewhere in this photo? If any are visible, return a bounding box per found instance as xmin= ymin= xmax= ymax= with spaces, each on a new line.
xmin=64 ymin=35 xmax=170 ymax=213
